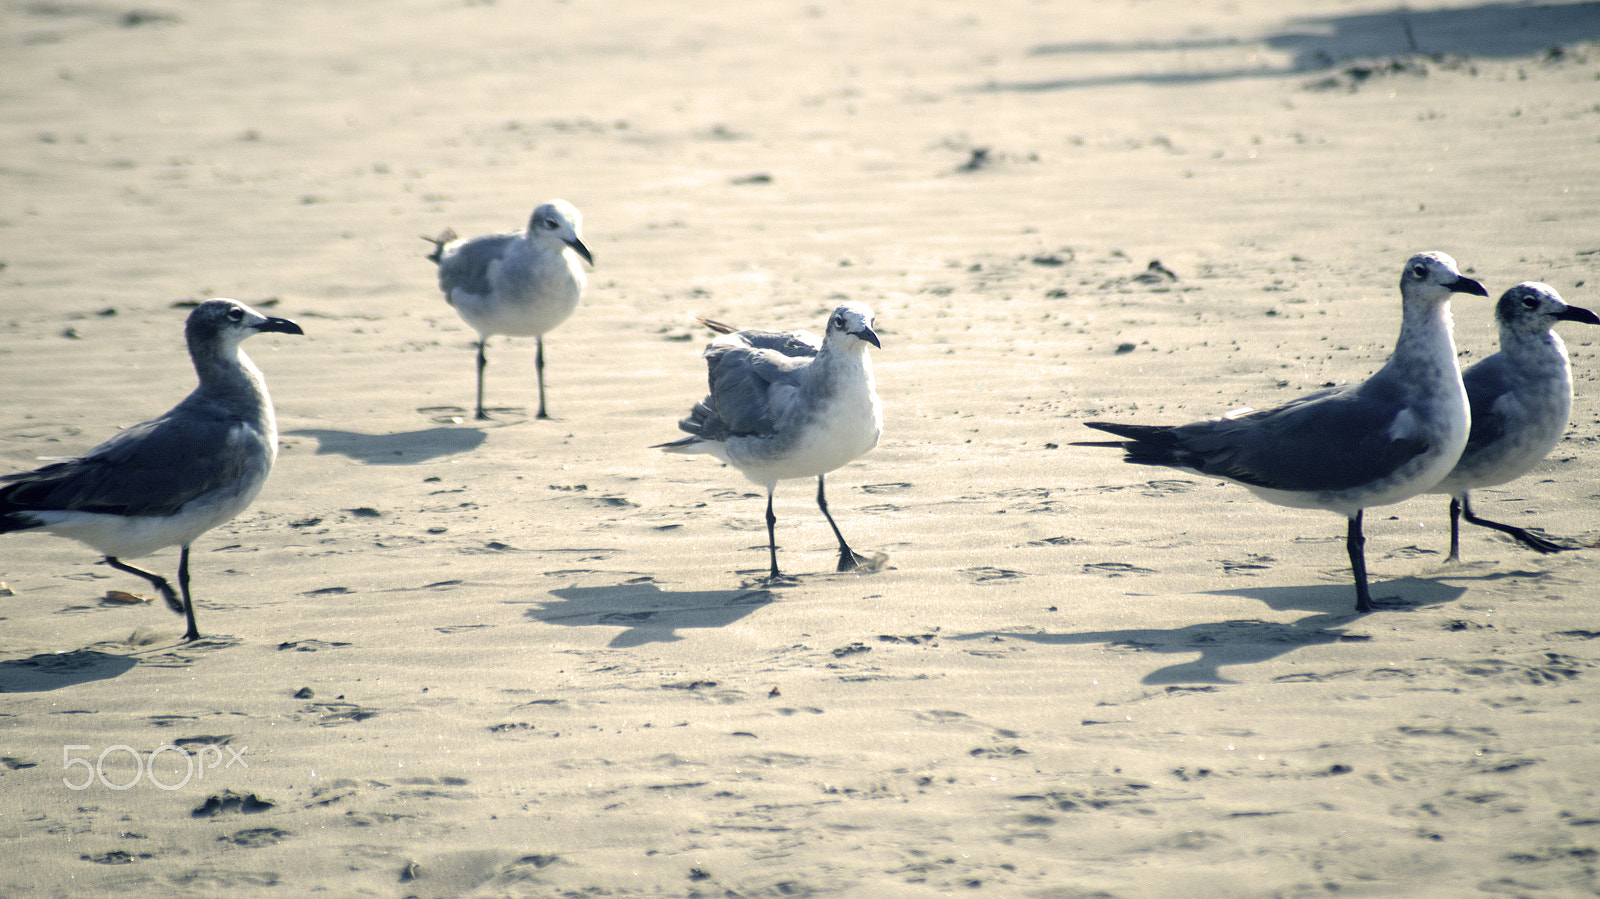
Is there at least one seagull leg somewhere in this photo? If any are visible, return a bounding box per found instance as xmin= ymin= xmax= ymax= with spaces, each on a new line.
xmin=817 ymin=475 xmax=868 ymax=572
xmin=764 ymin=488 xmax=783 ymax=581
xmin=177 ymin=544 xmax=200 ymax=641
xmin=534 ymin=336 xmax=550 ymax=420
xmin=1461 ymin=494 xmax=1569 ymax=554
xmin=474 ymin=339 xmax=490 ymax=420
xmin=1348 ymin=512 xmax=1372 ymax=614
xmin=105 ymin=556 xmax=181 ymax=615
xmin=1447 ymin=496 xmax=1464 ymax=563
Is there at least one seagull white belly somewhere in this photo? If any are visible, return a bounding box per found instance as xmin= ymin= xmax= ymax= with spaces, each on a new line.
xmin=1434 ymin=392 xmax=1571 ymax=494
xmin=451 ymin=286 xmax=581 ymax=338
xmin=25 ymin=483 xmax=266 ymax=559
xmin=450 ymin=252 xmax=585 ymax=338
xmin=726 ymin=402 xmax=881 ymax=484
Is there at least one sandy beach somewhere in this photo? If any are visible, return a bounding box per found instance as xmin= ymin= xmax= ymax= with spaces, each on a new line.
xmin=3 ymin=0 xmax=1600 ymax=895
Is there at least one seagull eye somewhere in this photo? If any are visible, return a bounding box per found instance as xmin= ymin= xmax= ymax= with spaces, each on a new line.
xmin=227 ymin=307 xmax=245 ymax=322
xmin=1410 ymin=263 xmax=1428 ymax=279
xmin=1522 ymin=298 xmax=1540 ymax=310
xmin=543 ymin=218 xmax=560 ymax=230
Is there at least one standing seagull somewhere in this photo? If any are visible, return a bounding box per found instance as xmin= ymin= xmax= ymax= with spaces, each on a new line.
xmin=0 ymin=299 xmax=303 ymax=640
xmin=1429 ymin=282 xmax=1598 ymax=561
xmin=423 ymin=200 xmax=593 ymax=420
xmin=655 ymin=303 xmax=884 ymax=581
xmin=1076 ymin=253 xmax=1487 ymax=613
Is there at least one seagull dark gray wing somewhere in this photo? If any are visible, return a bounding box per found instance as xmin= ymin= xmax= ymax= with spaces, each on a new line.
xmin=723 ymin=329 xmax=822 ymax=357
xmin=0 ymin=402 xmax=261 ymax=519
xmin=437 ymin=233 xmax=517 ymax=301
xmin=1087 ymin=383 xmax=1437 ymax=494
xmin=702 ymin=344 xmax=811 ymax=438
xmin=1185 ymin=385 xmax=1440 ymax=492
xmin=1458 ymin=355 xmax=1518 ymax=456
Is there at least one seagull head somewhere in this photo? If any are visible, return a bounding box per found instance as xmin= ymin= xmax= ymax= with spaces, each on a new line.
xmin=826 ymin=302 xmax=881 ymax=350
xmin=1497 ymin=282 xmax=1600 ymax=332
xmin=187 ymin=299 xmax=304 ymax=352
xmin=529 ymin=199 xmax=594 ymax=266
xmin=1401 ymin=251 xmax=1488 ymax=302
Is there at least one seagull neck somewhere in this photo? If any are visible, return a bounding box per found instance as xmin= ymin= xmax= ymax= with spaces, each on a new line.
xmin=191 ymin=341 xmax=267 ymax=400
xmin=1390 ymin=297 xmax=1457 ymax=365
xmin=1501 ymin=322 xmax=1568 ymax=365
xmin=820 ymin=337 xmax=872 ymax=367
xmin=807 ymin=340 xmax=874 ymax=402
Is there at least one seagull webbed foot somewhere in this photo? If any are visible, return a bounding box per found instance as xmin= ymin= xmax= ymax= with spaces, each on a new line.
xmin=837 ymin=550 xmax=868 ymax=573
xmin=1503 ymin=527 xmax=1571 ymax=555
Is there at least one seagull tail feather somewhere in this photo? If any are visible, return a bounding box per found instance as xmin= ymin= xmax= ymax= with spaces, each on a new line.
xmin=1074 ymin=421 xmax=1186 ymax=466
xmin=420 ymin=228 xmax=458 ymax=264
xmin=652 ymin=435 xmax=711 ymax=454
xmin=695 ymin=316 xmax=739 ymax=335
xmin=0 ymin=510 xmax=41 ymax=534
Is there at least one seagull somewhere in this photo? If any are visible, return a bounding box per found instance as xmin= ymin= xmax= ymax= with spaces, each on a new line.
xmin=1428 ymin=282 xmax=1598 ymax=561
xmin=423 ymin=199 xmax=593 ymax=420
xmin=655 ymin=303 xmax=884 ymax=581
xmin=1076 ymin=252 xmax=1488 ymax=613
xmin=0 ymin=299 xmax=303 ymax=640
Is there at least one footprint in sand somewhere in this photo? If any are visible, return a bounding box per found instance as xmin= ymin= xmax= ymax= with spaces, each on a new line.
xmin=276 ymin=639 xmax=353 ymax=652
xmin=1446 ymin=652 xmax=1585 ymax=685
xmin=192 ymin=790 xmax=275 ymax=817
xmin=1219 ymin=554 xmax=1275 ymax=574
xmin=878 ymin=633 xmax=938 ymax=645
xmin=1082 ymin=561 xmax=1155 ymax=576
xmin=963 ymin=567 xmax=1031 ymax=583
xmin=305 ymin=702 xmax=379 ymax=726
xmin=140 ymin=636 xmax=241 ymax=668
xmin=218 ymin=827 xmax=291 ymax=848
xmin=81 ymin=850 xmax=153 ymax=865
xmin=1027 ymin=536 xmax=1082 ymax=547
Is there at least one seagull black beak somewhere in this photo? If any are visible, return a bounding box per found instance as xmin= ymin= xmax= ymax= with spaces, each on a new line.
xmin=256 ymin=317 xmax=305 ymax=336
xmin=1557 ymin=304 xmax=1600 ymax=326
xmin=1450 ymin=275 xmax=1489 ymax=297
xmin=858 ymin=326 xmax=882 ymax=349
xmin=568 ymin=237 xmax=595 ymax=266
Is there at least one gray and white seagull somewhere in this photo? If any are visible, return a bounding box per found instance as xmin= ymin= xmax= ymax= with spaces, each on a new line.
xmin=1076 ymin=252 xmax=1488 ymax=613
xmin=1428 ymin=281 xmax=1598 ymax=561
xmin=424 ymin=199 xmax=593 ymax=420
xmin=655 ymin=303 xmax=884 ymax=581
xmin=1 ymin=299 xmax=303 ymax=640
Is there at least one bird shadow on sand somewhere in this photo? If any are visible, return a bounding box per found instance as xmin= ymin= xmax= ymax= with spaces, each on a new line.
xmin=953 ymin=577 xmax=1465 ymax=685
xmin=981 ymin=2 xmax=1600 ymax=91
xmin=1204 ymin=575 xmax=1466 ymax=615
xmin=955 ymin=618 xmax=1356 ymax=686
xmin=285 ymin=427 xmax=486 ymax=465
xmin=522 ymin=581 xmax=775 ymax=647
xmin=0 ymin=647 xmax=138 ymax=692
